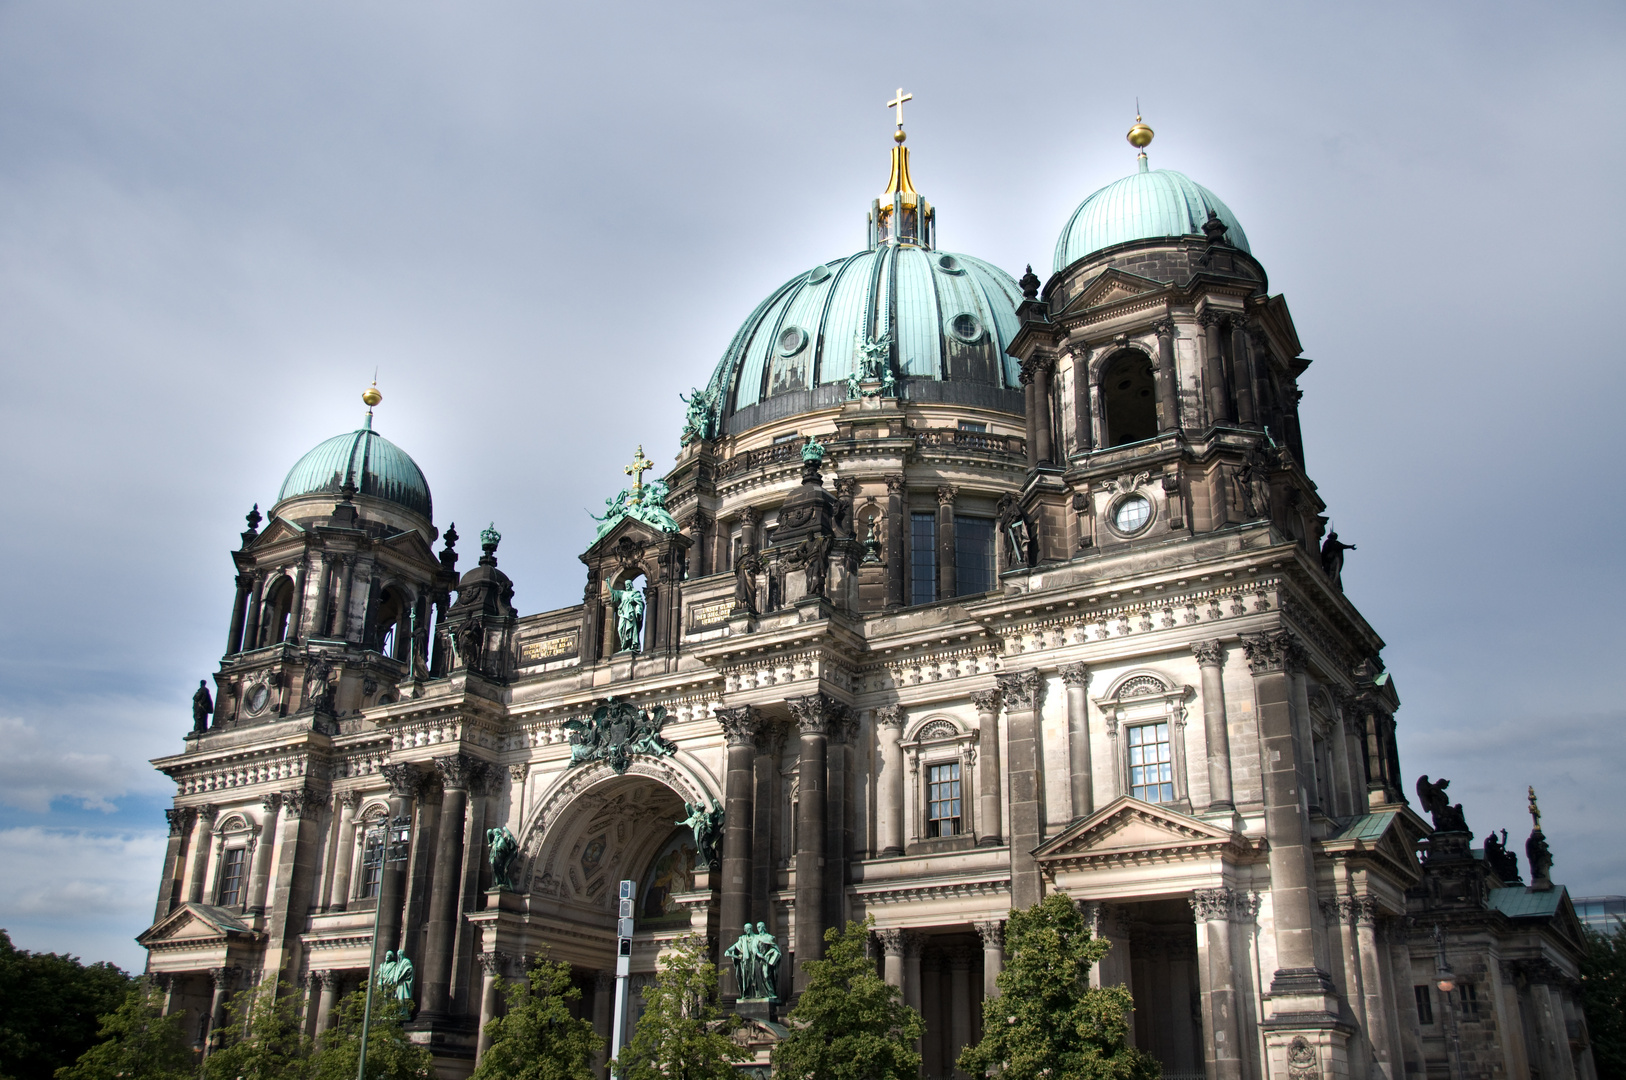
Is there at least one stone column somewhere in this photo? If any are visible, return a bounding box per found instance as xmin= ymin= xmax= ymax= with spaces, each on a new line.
xmin=155 ymin=808 xmax=191 ymax=921
xmin=475 ymin=952 xmax=507 ymax=1061
xmin=375 ymin=763 xmax=420 ymax=960
xmin=421 ymin=754 xmax=473 ymax=1017
xmin=1240 ymin=632 xmax=1336 ymax=1011
xmin=311 ymin=556 xmax=333 ymax=641
xmin=1059 ymin=664 xmax=1092 ymax=820
xmin=1199 ymin=312 xmax=1232 ymax=425
xmin=1229 ymin=315 xmax=1256 ymax=426
xmin=226 ymin=575 xmax=251 ymax=655
xmin=1072 ymin=348 xmax=1094 ymax=453
xmin=790 ymin=693 xmax=841 ymax=988
xmin=751 ymin=721 xmax=785 ymax=925
xmin=903 ymin=932 xmax=924 ymax=1011
xmin=185 ymin=804 xmax=219 ymax=903
xmin=922 ymin=951 xmax=945 ymax=1079
xmin=312 ymin=970 xmax=337 ymax=1036
xmin=246 ymin=795 xmax=280 ymax=914
xmin=326 ymin=792 xmax=360 ymax=911
xmin=716 ymin=706 xmax=758 ymax=998
xmin=997 ymin=670 xmax=1046 ymax=909
xmin=884 ymin=475 xmax=906 ymax=608
xmin=331 ymin=557 xmax=354 ymax=640
xmin=825 ymin=715 xmax=852 ymax=933
xmin=877 ymin=928 xmax=906 ymax=990
xmin=1354 ymin=900 xmax=1396 ymax=1080
xmin=1033 ymin=357 xmax=1055 ymax=464
xmin=975 ymin=921 xmax=1004 ymax=1000
xmin=287 ymin=559 xmax=309 ymax=644
xmin=1021 ymin=361 xmax=1040 ymax=469
xmin=1153 ymin=318 xmax=1180 ymax=433
xmin=971 ymin=689 xmax=1003 ymax=845
xmin=1192 ymin=889 xmax=1245 ymax=1080
xmin=205 ymin=966 xmax=235 ymax=1052
xmin=590 ymin=968 xmax=614 ymax=1078
xmin=936 ymin=486 xmax=957 ymax=599
xmin=242 ymin=573 xmax=265 ymax=651
xmin=1192 ymin=641 xmax=1235 ymax=811
xmin=875 ymin=706 xmax=905 ymax=856
xmin=948 ymin=946 xmax=974 ymax=1076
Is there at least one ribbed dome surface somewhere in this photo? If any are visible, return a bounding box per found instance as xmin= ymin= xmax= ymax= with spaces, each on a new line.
xmin=1054 ymin=166 xmax=1249 ymax=273
xmin=276 ymin=423 xmax=432 ymax=520
xmin=703 ymin=246 xmax=1023 ymax=434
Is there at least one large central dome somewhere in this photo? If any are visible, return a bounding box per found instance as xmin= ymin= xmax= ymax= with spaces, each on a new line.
xmin=694 ymin=131 xmax=1024 ymax=438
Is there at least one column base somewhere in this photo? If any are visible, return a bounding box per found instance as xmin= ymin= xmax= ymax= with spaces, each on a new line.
xmin=879 ymin=846 xmax=903 ymax=857
xmin=975 ymin=836 xmax=1003 ymax=848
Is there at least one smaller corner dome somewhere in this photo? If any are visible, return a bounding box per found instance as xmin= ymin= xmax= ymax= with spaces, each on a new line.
xmin=1053 ymin=166 xmax=1249 ymax=273
xmin=276 ymin=423 xmax=432 ymax=521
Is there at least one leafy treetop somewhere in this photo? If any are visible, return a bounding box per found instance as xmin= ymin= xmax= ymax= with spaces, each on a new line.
xmin=614 ymin=934 xmax=747 ymax=1080
xmin=471 ymin=956 xmax=601 ymax=1080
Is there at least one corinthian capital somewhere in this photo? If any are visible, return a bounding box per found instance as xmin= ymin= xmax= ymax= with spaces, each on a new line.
xmin=995 ymin=670 xmax=1045 ymax=711
xmin=873 ymin=705 xmax=904 ymax=730
xmin=380 ymin=762 xmax=423 ymax=798
xmin=1191 ymin=639 xmax=1225 ymax=668
xmin=1059 ymin=663 xmax=1089 ymax=688
xmin=715 ymin=706 xmax=759 ymax=746
xmin=434 ymin=753 xmax=476 ymax=790
xmin=1240 ymin=631 xmax=1305 ymax=676
xmin=970 ymin=689 xmax=1002 ymax=715
xmin=788 ymin=693 xmax=848 ymax=736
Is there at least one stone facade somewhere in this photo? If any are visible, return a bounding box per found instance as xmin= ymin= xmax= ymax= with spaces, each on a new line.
xmin=140 ymin=126 xmax=1596 ymax=1080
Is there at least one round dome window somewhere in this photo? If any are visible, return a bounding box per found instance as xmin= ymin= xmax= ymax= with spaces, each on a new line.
xmin=777 ymin=326 xmax=809 ymax=356
xmin=805 ymin=264 xmax=832 ymax=284
xmin=1111 ymin=495 xmax=1153 ymax=535
xmin=947 ymin=313 xmax=984 ymax=344
xmin=936 ymin=254 xmax=964 ymax=274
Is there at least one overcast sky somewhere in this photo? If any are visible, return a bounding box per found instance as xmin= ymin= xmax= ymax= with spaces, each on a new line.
xmin=1 ymin=2 xmax=1623 ymax=972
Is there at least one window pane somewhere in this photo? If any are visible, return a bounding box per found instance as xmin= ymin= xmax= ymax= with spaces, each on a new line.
xmin=217 ymin=847 xmax=246 ymax=907
xmin=954 ymin=516 xmax=996 ymax=596
xmin=1128 ymin=723 xmax=1174 ymax=803
xmin=911 ymin=513 xmax=937 ymax=606
xmin=360 ymin=833 xmax=384 ymax=898
xmin=927 ymin=762 xmax=961 ymax=837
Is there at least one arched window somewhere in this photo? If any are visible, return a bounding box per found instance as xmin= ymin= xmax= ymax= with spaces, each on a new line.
xmin=371 ymin=586 xmax=410 ymax=660
xmin=261 ymin=577 xmax=296 ymax=644
xmin=1099 ymin=351 xmax=1158 ymax=447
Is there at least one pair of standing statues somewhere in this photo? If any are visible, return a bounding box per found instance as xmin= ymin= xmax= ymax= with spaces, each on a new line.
xmin=723 ymin=922 xmax=782 ymax=1001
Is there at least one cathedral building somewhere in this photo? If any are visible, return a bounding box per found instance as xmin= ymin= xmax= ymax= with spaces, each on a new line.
xmin=140 ymin=104 xmax=1596 ymax=1080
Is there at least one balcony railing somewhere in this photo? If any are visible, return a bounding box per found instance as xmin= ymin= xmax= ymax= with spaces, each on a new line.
xmin=913 ymin=429 xmax=1026 ymax=458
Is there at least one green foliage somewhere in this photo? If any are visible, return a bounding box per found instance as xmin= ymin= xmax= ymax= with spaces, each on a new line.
xmin=1582 ymin=921 xmax=1626 ymax=1080
xmin=53 ymin=983 xmax=195 ymax=1080
xmin=614 ymin=934 xmax=746 ymax=1080
xmin=0 ymin=929 xmax=134 ymax=1080
xmin=471 ymin=956 xmax=600 ymax=1080
xmin=309 ymin=988 xmax=433 ymax=1080
xmin=772 ymin=918 xmax=924 ymax=1080
xmin=202 ymin=979 xmax=312 ymax=1080
xmin=957 ymin=894 xmax=1159 ymax=1080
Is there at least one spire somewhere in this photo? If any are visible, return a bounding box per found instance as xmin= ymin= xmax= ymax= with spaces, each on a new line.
xmin=362 ymin=378 xmax=382 ymax=430
xmin=1127 ymin=107 xmax=1154 ymax=174
xmin=869 ymin=88 xmax=934 ymax=249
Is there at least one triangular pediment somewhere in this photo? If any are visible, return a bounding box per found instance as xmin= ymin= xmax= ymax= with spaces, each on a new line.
xmin=378 ymin=527 xmax=438 ymax=562
xmin=137 ymin=902 xmax=256 ymax=946
xmin=1319 ymin=810 xmax=1424 ymax=885
xmin=1059 ymin=268 xmax=1168 ymax=316
xmin=579 ymin=513 xmax=686 ymax=564
xmin=1034 ymin=795 xmax=1249 ymax=866
xmin=248 ymin=518 xmax=306 ymax=549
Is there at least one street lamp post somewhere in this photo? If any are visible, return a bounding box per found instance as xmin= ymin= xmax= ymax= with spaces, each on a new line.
xmin=357 ymin=815 xmax=412 ymax=1080
xmin=1433 ymin=924 xmax=1463 ymax=1080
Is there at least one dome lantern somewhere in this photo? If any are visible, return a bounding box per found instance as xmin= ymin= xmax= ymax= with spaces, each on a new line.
xmin=868 ymin=87 xmax=935 ymax=250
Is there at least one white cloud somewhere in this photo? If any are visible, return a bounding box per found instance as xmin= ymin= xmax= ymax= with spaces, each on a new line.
xmin=0 ymin=826 xmax=167 ymax=971
xmin=0 ymin=701 xmax=177 ymax=813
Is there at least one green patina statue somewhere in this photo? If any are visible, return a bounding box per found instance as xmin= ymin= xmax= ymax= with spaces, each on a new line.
xmin=487 ymin=825 xmax=519 ymax=891
xmin=375 ymin=949 xmax=415 ymax=1003
xmin=609 ymin=583 xmax=646 ymax=653
xmin=590 ymin=479 xmax=679 ymax=539
xmin=723 ymin=922 xmax=782 ymax=1001
xmin=801 ymin=435 xmax=826 ymax=464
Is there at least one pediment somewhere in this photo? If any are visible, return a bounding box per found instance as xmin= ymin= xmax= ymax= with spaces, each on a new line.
xmin=1034 ymin=796 xmax=1251 ymax=867
xmin=248 ymin=518 xmax=306 ymax=549
xmin=1319 ymin=810 xmax=1424 ymax=885
xmin=579 ymin=514 xmax=687 ymax=566
xmin=377 ymin=527 xmax=438 ymax=562
xmin=1059 ymin=268 xmax=1167 ymax=316
xmin=137 ymin=903 xmax=256 ymax=947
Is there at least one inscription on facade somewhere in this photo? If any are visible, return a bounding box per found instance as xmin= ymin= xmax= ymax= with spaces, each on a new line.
xmin=689 ymin=599 xmax=732 ymax=628
xmin=519 ymin=633 xmax=578 ymax=663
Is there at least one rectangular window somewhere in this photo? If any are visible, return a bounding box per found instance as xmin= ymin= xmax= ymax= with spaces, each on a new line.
xmin=773 ymin=431 xmax=800 ymax=444
xmin=927 ymin=762 xmax=962 ymax=837
xmin=359 ymin=831 xmax=385 ymax=899
xmin=1459 ymin=982 xmax=1480 ymax=1018
xmin=957 ymin=420 xmax=987 ymax=432
xmin=216 ymin=847 xmax=246 ymax=907
xmin=910 ymin=513 xmax=937 ymax=605
xmin=1127 ymin=722 xmax=1174 ymax=803
xmin=1414 ymin=985 xmax=1434 ymax=1025
xmin=954 ymin=516 xmax=996 ymax=596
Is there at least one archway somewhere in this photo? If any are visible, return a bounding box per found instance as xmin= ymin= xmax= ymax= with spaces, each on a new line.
xmin=1100 ymin=350 xmax=1158 ymax=447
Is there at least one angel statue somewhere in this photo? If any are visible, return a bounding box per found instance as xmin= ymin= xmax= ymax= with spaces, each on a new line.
xmin=678 ymin=800 xmax=724 ymax=869
xmin=610 ymin=583 xmax=645 ymax=653
xmin=488 ymin=825 xmax=520 ymax=891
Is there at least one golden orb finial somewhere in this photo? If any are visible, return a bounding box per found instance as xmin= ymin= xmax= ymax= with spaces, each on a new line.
xmin=894 ymin=127 xmax=906 ymax=144
xmin=1127 ymin=113 xmax=1154 ymax=150
xmin=362 ymin=383 xmax=382 ymax=408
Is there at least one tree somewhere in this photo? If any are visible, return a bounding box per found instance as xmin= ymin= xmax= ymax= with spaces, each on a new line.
xmin=202 ymin=979 xmax=313 ymax=1080
xmin=772 ymin=918 xmax=924 ymax=1080
xmin=471 ymin=956 xmax=600 ymax=1080
xmin=54 ymin=983 xmax=194 ymax=1080
xmin=1582 ymin=921 xmax=1626 ymax=1080
xmin=614 ymin=934 xmax=746 ymax=1080
xmin=957 ymin=894 xmax=1159 ymax=1080
xmin=0 ymin=929 xmax=133 ymax=1080
xmin=309 ymin=989 xmax=434 ymax=1080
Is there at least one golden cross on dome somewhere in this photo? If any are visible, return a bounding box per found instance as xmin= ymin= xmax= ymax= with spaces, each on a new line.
xmin=624 ymin=445 xmax=654 ymax=499
xmin=887 ymin=87 xmax=912 ymax=129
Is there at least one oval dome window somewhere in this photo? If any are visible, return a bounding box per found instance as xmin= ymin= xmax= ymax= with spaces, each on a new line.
xmin=777 ymin=326 xmax=809 ymax=356
xmin=936 ymin=254 xmax=964 ymax=274
xmin=805 ymin=264 xmax=832 ymax=285
xmin=946 ymin=313 xmax=983 ymax=344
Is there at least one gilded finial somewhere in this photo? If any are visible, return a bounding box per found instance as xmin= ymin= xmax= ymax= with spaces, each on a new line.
xmin=1528 ymin=785 xmax=1542 ymax=830
xmin=363 ymin=376 xmax=382 ymax=409
xmin=624 ymin=445 xmax=655 ymax=501
xmin=887 ymin=87 xmax=912 ymax=143
xmin=1127 ymin=109 xmax=1154 ymax=151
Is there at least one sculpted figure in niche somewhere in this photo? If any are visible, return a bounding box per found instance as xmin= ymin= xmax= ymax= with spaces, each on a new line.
xmin=733 ymin=553 xmax=762 ymax=617
xmin=678 ymin=801 xmax=724 ymax=869
xmin=192 ymin=680 xmax=213 ymax=733
xmin=455 ymin=619 xmax=484 ymax=670
xmin=610 ymin=583 xmax=645 ymax=653
xmin=801 ymin=535 xmax=831 ymax=598
xmin=487 ymin=825 xmax=520 ymax=891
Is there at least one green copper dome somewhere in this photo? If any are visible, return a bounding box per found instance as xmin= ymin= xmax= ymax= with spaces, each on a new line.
xmin=276 ymin=418 xmax=432 ymax=520
xmin=700 ymin=245 xmax=1024 ymax=435
xmin=1054 ymin=160 xmax=1249 ymax=273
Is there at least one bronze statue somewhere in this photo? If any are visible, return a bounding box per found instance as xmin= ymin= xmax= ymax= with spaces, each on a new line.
xmin=455 ymin=619 xmax=484 ymax=670
xmin=1415 ymin=775 xmax=1468 ymax=833
xmin=722 ymin=922 xmax=782 ymax=1001
xmin=802 ymin=534 xmax=831 ymax=598
xmin=375 ymin=950 xmax=414 ymax=1003
xmin=733 ymin=553 xmax=762 ymax=617
xmin=1484 ymin=828 xmax=1520 ymax=883
xmin=487 ymin=826 xmax=520 ymax=891
xmin=1320 ymin=530 xmax=1356 ymax=589
xmin=678 ymin=800 xmax=724 ymax=869
xmin=610 ymin=583 xmax=645 ymax=653
xmin=191 ymin=680 xmax=213 ymax=733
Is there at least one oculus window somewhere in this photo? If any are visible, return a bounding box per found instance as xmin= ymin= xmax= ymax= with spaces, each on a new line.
xmin=1112 ymin=495 xmax=1152 ymax=535
xmin=1128 ymin=722 xmax=1174 ymax=803
xmin=926 ymin=762 xmax=962 ymax=837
